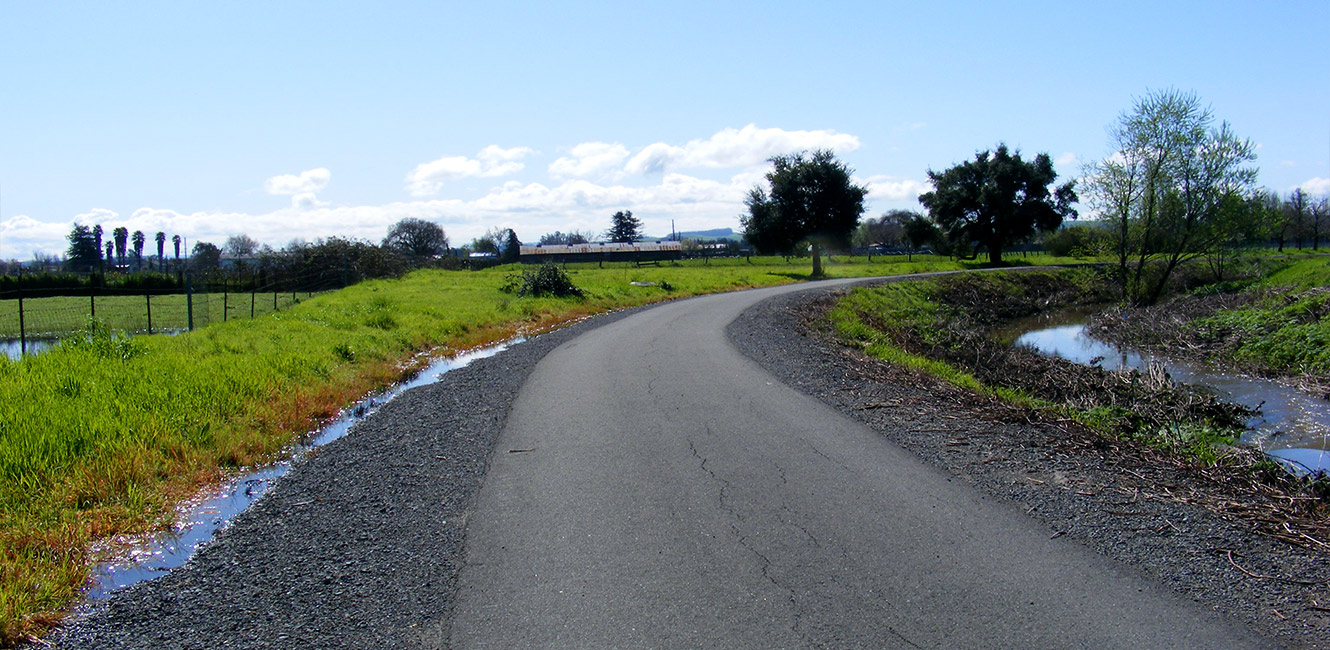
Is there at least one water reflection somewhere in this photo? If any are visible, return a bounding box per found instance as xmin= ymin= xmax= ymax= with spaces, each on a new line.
xmin=0 ymin=337 xmax=55 ymax=359
xmin=86 ymin=339 xmax=522 ymax=599
xmin=1014 ymin=321 xmax=1329 ymax=474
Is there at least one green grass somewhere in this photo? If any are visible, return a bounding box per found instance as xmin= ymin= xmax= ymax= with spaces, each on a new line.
xmin=12 ymin=253 xmax=1069 ymax=644
xmin=824 ymin=268 xmax=1245 ymax=460
xmin=0 ymin=290 xmax=306 ymax=339
xmin=1188 ymin=257 xmax=1330 ymax=376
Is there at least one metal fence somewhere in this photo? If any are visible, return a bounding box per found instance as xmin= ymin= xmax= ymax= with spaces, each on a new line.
xmin=0 ymin=270 xmax=335 ymax=357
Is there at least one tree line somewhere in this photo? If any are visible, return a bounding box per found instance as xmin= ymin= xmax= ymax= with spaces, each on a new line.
xmin=740 ymin=89 xmax=1326 ymax=305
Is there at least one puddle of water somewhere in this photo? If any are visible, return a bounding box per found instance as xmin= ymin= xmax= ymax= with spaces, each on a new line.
xmin=85 ymin=339 xmax=522 ymax=600
xmin=0 ymin=337 xmax=56 ymax=359
xmin=1014 ymin=322 xmax=1330 ymax=475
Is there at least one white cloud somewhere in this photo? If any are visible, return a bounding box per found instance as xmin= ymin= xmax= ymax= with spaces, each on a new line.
xmin=626 ymin=124 xmax=861 ymax=175
xmin=1298 ymin=177 xmax=1330 ymax=195
xmin=74 ymin=208 xmax=120 ymax=225
xmin=548 ymin=142 xmax=630 ymax=179
xmin=406 ymin=146 xmax=535 ymax=196
xmin=1055 ymin=152 xmax=1079 ymax=168
xmin=265 ymin=168 xmax=331 ymax=196
xmin=0 ymin=215 xmax=73 ymax=260
xmin=859 ymin=175 xmax=929 ymax=201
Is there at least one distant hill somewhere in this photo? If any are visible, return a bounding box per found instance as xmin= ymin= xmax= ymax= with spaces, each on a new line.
xmin=644 ymin=228 xmax=739 ymax=242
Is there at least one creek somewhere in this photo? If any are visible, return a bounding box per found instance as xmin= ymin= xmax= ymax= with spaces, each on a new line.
xmin=84 ymin=339 xmax=522 ymax=600
xmin=1011 ymin=310 xmax=1330 ymax=477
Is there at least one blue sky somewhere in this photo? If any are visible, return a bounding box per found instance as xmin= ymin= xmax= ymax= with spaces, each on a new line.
xmin=2 ymin=0 xmax=1327 ymax=259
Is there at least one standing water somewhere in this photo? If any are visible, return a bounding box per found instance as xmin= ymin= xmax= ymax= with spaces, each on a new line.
xmin=1014 ymin=318 xmax=1330 ymax=477
xmin=85 ymin=339 xmax=522 ymax=599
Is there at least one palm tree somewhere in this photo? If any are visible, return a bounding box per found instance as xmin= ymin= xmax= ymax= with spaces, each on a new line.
xmin=131 ymin=231 xmax=146 ymax=270
xmin=93 ymin=224 xmax=104 ymax=271
xmin=172 ymin=235 xmax=182 ymax=270
xmin=113 ymin=227 xmax=129 ymax=267
xmin=155 ymin=232 xmax=166 ymax=269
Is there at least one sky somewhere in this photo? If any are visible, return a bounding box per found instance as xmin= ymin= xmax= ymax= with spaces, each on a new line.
xmin=2 ymin=0 xmax=1327 ymax=260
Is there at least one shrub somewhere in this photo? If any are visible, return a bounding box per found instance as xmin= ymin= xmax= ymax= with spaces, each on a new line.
xmin=501 ymin=264 xmax=584 ymax=298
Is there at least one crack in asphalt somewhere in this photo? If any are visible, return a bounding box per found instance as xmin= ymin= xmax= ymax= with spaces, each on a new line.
xmin=686 ymin=431 xmax=817 ymax=648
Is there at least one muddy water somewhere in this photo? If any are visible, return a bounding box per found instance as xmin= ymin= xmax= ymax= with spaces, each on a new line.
xmin=86 ymin=339 xmax=522 ymax=599
xmin=1012 ymin=314 xmax=1330 ymax=476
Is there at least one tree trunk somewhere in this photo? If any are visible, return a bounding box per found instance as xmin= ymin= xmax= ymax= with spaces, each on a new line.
xmin=811 ymin=242 xmax=823 ymax=277
xmin=988 ymin=240 xmax=1003 ymax=266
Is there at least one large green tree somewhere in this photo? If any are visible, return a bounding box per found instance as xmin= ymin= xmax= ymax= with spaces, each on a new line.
xmin=383 ymin=218 xmax=449 ymax=258
xmin=606 ymin=210 xmax=643 ymax=243
xmin=1082 ymin=89 xmax=1257 ymax=304
xmin=741 ymin=150 xmax=867 ymax=276
xmin=919 ymin=144 xmax=1076 ymax=266
xmin=65 ymin=224 xmax=101 ymax=272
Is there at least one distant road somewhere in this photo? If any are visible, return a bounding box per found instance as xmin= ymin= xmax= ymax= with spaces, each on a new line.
xmin=448 ymin=278 xmax=1272 ymax=649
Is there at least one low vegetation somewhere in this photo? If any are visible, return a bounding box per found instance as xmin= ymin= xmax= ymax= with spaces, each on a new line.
xmin=825 ymin=266 xmax=1328 ymax=522
xmin=1091 ymin=257 xmax=1330 ymax=393
xmin=828 ymin=269 xmax=1252 ymax=454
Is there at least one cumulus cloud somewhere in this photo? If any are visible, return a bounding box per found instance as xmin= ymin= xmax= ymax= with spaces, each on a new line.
xmin=548 ymin=142 xmax=630 ymax=179
xmin=405 ymin=146 xmax=535 ymax=196
xmin=1298 ymin=177 xmax=1329 ymax=195
xmin=264 ymin=168 xmax=332 ymax=209
xmin=625 ymin=124 xmax=861 ymax=175
xmin=0 ymin=214 xmax=74 ymax=259
xmin=265 ymin=168 xmax=331 ymax=196
xmin=1055 ymin=152 xmax=1079 ymax=168
xmin=858 ymin=175 xmax=930 ymax=201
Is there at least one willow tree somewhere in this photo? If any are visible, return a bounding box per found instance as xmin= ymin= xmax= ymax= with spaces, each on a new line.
xmin=1082 ymin=89 xmax=1257 ymax=305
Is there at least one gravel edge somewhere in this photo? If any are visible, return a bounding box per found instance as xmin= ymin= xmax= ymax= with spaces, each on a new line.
xmin=47 ymin=306 xmax=646 ymax=650
xmin=726 ymin=285 xmax=1330 ymax=650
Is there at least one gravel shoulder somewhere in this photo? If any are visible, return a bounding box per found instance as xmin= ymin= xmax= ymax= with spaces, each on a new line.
xmin=47 ymin=281 xmax=1330 ymax=649
xmin=727 ymin=285 xmax=1330 ymax=650
xmin=47 ymin=307 xmax=644 ymax=649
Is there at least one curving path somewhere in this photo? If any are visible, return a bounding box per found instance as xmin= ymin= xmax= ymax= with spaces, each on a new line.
xmin=448 ymin=278 xmax=1272 ymax=649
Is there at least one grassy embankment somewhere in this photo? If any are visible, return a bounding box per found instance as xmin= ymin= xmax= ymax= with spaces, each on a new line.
xmin=825 ymin=267 xmax=1261 ymax=460
xmin=6 ymin=254 xmax=1040 ymax=644
xmin=1185 ymin=257 xmax=1330 ymax=381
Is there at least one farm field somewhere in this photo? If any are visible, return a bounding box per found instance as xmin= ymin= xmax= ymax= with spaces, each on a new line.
xmin=0 ymin=290 xmax=307 ymax=340
xmin=8 ymin=253 xmax=1080 ymax=644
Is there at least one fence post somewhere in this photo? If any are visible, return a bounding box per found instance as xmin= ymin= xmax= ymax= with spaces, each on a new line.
xmin=186 ymin=273 xmax=195 ymax=331
xmin=90 ymin=284 xmax=96 ymax=319
xmin=251 ymin=273 xmax=256 ymax=318
xmin=17 ymin=272 xmax=26 ymax=356
xmin=146 ymin=291 xmax=153 ymax=335
xmin=223 ymin=279 xmax=229 ymax=323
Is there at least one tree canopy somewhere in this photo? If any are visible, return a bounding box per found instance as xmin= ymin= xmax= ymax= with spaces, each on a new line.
xmin=383 ymin=218 xmax=449 ymax=258
xmin=65 ymin=225 xmax=101 ymax=272
xmin=741 ymin=150 xmax=867 ymax=276
xmin=919 ymin=144 xmax=1076 ymax=266
xmin=1082 ymin=89 xmax=1257 ymax=304
xmin=606 ymin=210 xmax=643 ymax=243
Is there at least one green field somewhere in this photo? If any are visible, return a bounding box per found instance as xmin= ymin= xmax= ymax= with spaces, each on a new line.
xmin=5 ymin=254 xmax=1097 ymax=644
xmin=0 ymin=289 xmax=309 ymax=340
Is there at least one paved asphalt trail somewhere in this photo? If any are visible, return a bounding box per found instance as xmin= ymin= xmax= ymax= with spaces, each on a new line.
xmin=448 ymin=279 xmax=1272 ymax=649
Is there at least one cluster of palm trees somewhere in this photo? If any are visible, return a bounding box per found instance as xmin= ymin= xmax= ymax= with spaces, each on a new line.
xmin=80 ymin=224 xmax=184 ymax=272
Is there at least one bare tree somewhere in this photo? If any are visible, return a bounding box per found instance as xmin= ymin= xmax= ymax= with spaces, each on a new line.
xmin=224 ymin=234 xmax=260 ymax=258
